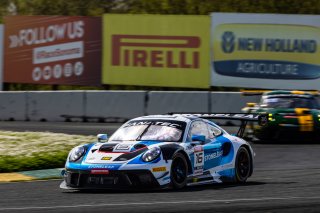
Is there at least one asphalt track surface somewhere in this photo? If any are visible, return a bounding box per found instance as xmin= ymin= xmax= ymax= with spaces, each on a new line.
xmin=0 ymin=121 xmax=320 ymax=213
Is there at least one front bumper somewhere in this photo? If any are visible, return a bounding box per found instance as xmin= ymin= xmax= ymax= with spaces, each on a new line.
xmin=61 ymin=169 xmax=161 ymax=190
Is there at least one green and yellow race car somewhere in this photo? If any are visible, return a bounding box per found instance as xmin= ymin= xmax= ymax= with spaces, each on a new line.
xmin=242 ymin=90 xmax=320 ymax=141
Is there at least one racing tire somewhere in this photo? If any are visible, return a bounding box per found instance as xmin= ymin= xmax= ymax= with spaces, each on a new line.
xmin=235 ymin=147 xmax=252 ymax=183
xmin=170 ymin=153 xmax=188 ymax=189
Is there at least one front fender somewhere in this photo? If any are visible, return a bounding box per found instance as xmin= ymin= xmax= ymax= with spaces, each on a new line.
xmin=159 ymin=143 xmax=184 ymax=160
xmin=160 ymin=144 xmax=192 ymax=174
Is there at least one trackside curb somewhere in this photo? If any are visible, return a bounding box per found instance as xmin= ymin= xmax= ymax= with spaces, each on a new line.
xmin=0 ymin=168 xmax=63 ymax=182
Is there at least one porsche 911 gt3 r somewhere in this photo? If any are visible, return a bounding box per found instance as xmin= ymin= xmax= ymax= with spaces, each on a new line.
xmin=60 ymin=113 xmax=264 ymax=190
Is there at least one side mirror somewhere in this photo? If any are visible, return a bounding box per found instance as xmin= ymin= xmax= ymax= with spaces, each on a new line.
xmin=246 ymin=102 xmax=256 ymax=107
xmin=97 ymin=134 xmax=108 ymax=142
xmin=191 ymin=135 xmax=206 ymax=143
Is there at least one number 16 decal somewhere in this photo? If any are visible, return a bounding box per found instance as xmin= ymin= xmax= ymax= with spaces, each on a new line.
xmin=194 ymin=146 xmax=204 ymax=175
xmin=196 ymin=152 xmax=203 ymax=164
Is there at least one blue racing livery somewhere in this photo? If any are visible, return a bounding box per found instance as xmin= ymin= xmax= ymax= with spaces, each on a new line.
xmin=60 ymin=113 xmax=260 ymax=190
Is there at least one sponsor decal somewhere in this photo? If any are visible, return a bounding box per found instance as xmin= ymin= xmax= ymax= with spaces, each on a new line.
xmin=103 ymin=14 xmax=210 ymax=88
xmin=90 ymin=169 xmax=109 ymax=175
xmin=88 ymin=165 xmax=115 ymax=169
xmin=194 ymin=145 xmax=203 ymax=152
xmin=123 ymin=120 xmax=186 ymax=130
xmin=115 ymin=144 xmax=131 ymax=150
xmin=213 ymin=23 xmax=320 ymax=80
xmin=152 ymin=166 xmax=167 ymax=172
xmin=189 ymin=113 xmax=260 ymax=120
xmin=204 ymin=150 xmax=223 ymax=161
xmin=101 ymin=156 xmax=112 ymax=160
xmin=112 ymin=35 xmax=200 ymax=69
xmin=295 ymin=108 xmax=314 ymax=131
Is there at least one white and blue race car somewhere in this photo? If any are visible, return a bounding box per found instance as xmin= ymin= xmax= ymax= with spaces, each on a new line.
xmin=60 ymin=113 xmax=266 ymax=190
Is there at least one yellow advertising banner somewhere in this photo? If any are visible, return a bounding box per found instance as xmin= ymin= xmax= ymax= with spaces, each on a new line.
xmin=103 ymin=14 xmax=210 ymax=88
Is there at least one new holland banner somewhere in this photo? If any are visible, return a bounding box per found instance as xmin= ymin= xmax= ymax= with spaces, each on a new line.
xmin=211 ymin=13 xmax=320 ymax=90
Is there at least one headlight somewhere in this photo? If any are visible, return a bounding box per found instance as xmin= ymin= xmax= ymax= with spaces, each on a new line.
xmin=142 ymin=147 xmax=161 ymax=162
xmin=69 ymin=146 xmax=85 ymax=162
xmin=268 ymin=113 xmax=275 ymax=121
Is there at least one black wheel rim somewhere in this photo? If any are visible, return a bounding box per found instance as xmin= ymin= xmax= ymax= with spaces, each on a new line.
xmin=237 ymin=151 xmax=250 ymax=178
xmin=172 ymin=157 xmax=187 ymax=184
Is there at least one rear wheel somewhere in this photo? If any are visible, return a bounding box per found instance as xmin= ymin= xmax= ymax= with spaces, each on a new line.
xmin=170 ymin=153 xmax=188 ymax=189
xmin=235 ymin=147 xmax=252 ymax=183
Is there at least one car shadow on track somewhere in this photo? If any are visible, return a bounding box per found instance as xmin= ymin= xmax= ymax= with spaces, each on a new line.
xmin=62 ymin=181 xmax=266 ymax=194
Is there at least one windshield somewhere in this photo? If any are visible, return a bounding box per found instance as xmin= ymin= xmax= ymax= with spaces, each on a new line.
xmin=109 ymin=120 xmax=186 ymax=142
xmin=261 ymin=96 xmax=319 ymax=109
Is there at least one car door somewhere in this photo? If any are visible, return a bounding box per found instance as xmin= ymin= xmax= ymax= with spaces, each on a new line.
xmin=188 ymin=120 xmax=223 ymax=175
xmin=203 ymin=123 xmax=223 ymax=171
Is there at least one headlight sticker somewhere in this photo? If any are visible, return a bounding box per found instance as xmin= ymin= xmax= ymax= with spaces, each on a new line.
xmin=152 ymin=167 xmax=167 ymax=172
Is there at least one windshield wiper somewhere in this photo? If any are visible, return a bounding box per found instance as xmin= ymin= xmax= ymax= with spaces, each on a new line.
xmin=136 ymin=124 xmax=152 ymax=141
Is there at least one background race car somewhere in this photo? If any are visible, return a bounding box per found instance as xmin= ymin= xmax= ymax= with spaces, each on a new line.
xmin=242 ymin=90 xmax=320 ymax=141
xmin=60 ymin=113 xmax=266 ymax=190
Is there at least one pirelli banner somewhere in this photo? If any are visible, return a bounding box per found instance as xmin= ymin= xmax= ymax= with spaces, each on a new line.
xmin=4 ymin=16 xmax=101 ymax=86
xmin=211 ymin=13 xmax=320 ymax=90
xmin=103 ymin=14 xmax=210 ymax=88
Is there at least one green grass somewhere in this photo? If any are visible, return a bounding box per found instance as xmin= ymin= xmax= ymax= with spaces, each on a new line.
xmin=0 ymin=131 xmax=96 ymax=173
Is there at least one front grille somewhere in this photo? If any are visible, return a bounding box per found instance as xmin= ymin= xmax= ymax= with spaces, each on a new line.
xmin=65 ymin=170 xmax=159 ymax=189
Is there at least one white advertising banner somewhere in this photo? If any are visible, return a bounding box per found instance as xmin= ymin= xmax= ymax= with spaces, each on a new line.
xmin=211 ymin=13 xmax=320 ymax=90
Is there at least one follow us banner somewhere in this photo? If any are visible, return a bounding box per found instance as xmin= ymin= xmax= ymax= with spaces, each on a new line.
xmin=211 ymin=13 xmax=320 ymax=90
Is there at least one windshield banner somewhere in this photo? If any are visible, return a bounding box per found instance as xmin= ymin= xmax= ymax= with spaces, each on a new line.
xmin=211 ymin=13 xmax=320 ymax=90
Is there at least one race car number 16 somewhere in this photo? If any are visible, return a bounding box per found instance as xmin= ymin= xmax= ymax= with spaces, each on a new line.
xmin=196 ymin=152 xmax=203 ymax=164
xmin=194 ymin=148 xmax=204 ymax=175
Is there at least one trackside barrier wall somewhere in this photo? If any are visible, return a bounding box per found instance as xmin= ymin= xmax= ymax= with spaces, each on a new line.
xmin=147 ymin=91 xmax=210 ymax=115
xmin=0 ymin=91 xmax=311 ymax=122
xmin=210 ymin=92 xmax=261 ymax=113
xmin=27 ymin=91 xmax=84 ymax=122
xmin=0 ymin=92 xmax=27 ymax=120
xmin=85 ymin=91 xmax=146 ymax=120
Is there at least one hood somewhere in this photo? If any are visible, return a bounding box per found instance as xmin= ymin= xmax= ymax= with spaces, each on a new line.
xmin=84 ymin=140 xmax=163 ymax=164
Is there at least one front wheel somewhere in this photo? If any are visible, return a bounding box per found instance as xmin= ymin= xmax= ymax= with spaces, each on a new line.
xmin=170 ymin=153 xmax=188 ymax=189
xmin=235 ymin=147 xmax=252 ymax=183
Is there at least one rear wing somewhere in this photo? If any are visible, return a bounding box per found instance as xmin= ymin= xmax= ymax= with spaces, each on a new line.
xmin=241 ymin=89 xmax=320 ymax=96
xmin=241 ymin=90 xmax=270 ymax=96
xmin=167 ymin=113 xmax=268 ymax=138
